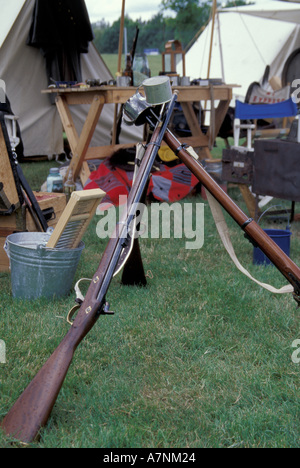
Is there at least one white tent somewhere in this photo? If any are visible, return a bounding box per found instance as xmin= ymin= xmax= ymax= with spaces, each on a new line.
xmin=0 ymin=0 xmax=140 ymax=158
xmin=184 ymin=1 xmax=300 ymax=101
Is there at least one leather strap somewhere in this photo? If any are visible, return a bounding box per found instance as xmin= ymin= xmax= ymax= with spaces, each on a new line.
xmin=205 ymin=188 xmax=293 ymax=295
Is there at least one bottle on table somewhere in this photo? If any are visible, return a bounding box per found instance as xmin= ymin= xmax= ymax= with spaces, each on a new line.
xmin=47 ymin=168 xmax=63 ymax=193
xmin=63 ymin=168 xmax=76 ymax=201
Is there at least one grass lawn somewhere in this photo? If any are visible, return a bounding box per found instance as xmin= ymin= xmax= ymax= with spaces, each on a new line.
xmin=0 ymin=138 xmax=299 ymax=448
xmin=102 ymin=54 xmax=162 ymax=78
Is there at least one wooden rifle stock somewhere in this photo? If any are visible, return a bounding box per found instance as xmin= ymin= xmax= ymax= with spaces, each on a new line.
xmin=1 ymin=97 xmax=177 ymax=444
xmin=0 ymin=318 xmax=98 ymax=444
xmin=164 ymin=129 xmax=300 ymax=302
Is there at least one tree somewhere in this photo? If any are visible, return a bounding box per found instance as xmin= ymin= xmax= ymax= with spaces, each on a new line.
xmin=91 ymin=0 xmax=249 ymax=54
xmin=160 ymin=0 xmax=211 ymax=48
xmin=161 ymin=0 xmax=201 ymax=12
xmin=93 ymin=16 xmax=142 ymax=54
xmin=138 ymin=14 xmax=175 ymax=53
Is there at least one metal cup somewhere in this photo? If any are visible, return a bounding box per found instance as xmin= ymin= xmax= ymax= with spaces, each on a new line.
xmin=180 ymin=76 xmax=191 ymax=86
xmin=142 ymin=76 xmax=173 ymax=105
xmin=117 ymin=76 xmax=131 ymax=87
xmin=123 ymin=92 xmax=152 ymax=126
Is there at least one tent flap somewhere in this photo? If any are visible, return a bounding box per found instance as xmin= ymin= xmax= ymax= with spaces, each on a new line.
xmin=184 ymin=2 xmax=300 ymax=101
xmin=0 ymin=0 xmax=142 ymax=158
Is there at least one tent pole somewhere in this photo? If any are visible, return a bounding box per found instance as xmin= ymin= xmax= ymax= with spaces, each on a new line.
xmin=207 ymin=0 xmax=217 ymax=79
xmin=118 ymin=0 xmax=126 ymax=75
xmin=216 ymin=11 xmax=225 ymax=83
xmin=112 ymin=0 xmax=126 ymax=145
xmin=203 ymin=0 xmax=217 ymax=157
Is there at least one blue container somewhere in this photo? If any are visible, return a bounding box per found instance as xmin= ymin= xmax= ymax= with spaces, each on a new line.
xmin=253 ymin=228 xmax=292 ymax=266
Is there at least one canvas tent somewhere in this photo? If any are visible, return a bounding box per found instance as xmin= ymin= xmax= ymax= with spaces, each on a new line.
xmin=183 ymin=1 xmax=300 ymax=101
xmin=0 ymin=0 xmax=140 ymax=158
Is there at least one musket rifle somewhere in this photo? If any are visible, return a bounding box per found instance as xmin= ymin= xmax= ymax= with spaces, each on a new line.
xmin=123 ymin=26 xmax=140 ymax=86
xmin=2 ymin=80 xmax=300 ymax=444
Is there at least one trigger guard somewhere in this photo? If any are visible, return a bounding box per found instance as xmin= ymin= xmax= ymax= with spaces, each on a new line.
xmin=67 ymin=304 xmax=81 ymax=326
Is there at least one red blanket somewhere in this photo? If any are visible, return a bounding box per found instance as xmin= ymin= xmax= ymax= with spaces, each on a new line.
xmin=84 ymin=158 xmax=198 ymax=209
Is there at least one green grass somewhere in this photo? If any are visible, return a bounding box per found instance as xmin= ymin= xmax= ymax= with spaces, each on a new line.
xmin=0 ymin=145 xmax=299 ymax=448
xmin=102 ymin=54 xmax=162 ymax=79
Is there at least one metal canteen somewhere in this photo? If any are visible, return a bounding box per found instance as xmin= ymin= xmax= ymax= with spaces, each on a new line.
xmin=123 ymin=91 xmax=153 ymax=126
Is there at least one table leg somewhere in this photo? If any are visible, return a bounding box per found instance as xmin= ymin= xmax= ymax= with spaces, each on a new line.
xmin=56 ymin=95 xmax=79 ymax=157
xmin=111 ymin=104 xmax=119 ymax=145
xmin=80 ymin=161 xmax=91 ymax=187
xmin=206 ymin=99 xmax=231 ymax=148
xmin=180 ymin=101 xmax=211 ymax=159
xmin=56 ymin=94 xmax=105 ymax=183
xmin=238 ymin=184 xmax=256 ymax=219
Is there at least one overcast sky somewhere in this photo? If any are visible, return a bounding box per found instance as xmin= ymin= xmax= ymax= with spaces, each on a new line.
xmin=84 ymin=0 xmax=273 ymax=24
xmin=84 ymin=0 xmax=169 ymax=24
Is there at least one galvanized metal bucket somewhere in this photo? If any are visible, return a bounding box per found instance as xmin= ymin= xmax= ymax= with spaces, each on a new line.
xmin=4 ymin=232 xmax=85 ymax=300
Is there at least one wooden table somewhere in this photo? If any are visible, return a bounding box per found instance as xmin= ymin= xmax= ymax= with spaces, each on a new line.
xmin=43 ymin=84 xmax=235 ymax=186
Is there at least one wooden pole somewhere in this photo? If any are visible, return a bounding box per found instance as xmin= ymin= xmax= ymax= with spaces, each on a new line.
xmin=207 ymin=0 xmax=217 ymax=79
xmin=117 ymin=0 xmax=126 ymax=75
xmin=113 ymin=0 xmax=126 ymax=145
xmin=204 ymin=0 xmax=217 ymax=157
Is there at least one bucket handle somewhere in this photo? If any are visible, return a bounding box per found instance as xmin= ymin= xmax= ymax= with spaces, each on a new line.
xmin=135 ymin=84 xmax=147 ymax=100
xmin=3 ymin=240 xmax=9 ymax=259
xmin=257 ymin=204 xmax=291 ymax=231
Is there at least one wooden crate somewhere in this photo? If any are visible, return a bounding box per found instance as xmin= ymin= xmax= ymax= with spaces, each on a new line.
xmin=0 ymin=124 xmax=21 ymax=212
xmin=222 ymin=148 xmax=254 ymax=185
xmin=26 ymin=192 xmax=67 ymax=231
xmin=0 ymin=192 xmax=67 ymax=272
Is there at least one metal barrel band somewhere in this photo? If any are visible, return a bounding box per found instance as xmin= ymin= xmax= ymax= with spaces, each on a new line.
xmin=241 ymin=218 xmax=254 ymax=230
xmin=175 ymin=142 xmax=189 ymax=156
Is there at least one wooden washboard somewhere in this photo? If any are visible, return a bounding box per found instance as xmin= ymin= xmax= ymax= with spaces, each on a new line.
xmin=46 ymin=189 xmax=105 ymax=249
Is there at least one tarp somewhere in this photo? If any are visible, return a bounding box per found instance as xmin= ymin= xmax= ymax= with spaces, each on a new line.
xmin=184 ymin=1 xmax=300 ymax=101
xmin=227 ymin=1 xmax=300 ymax=23
xmin=0 ymin=0 xmax=142 ymax=158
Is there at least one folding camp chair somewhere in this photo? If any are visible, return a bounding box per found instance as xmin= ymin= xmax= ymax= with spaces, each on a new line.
xmin=233 ymin=98 xmax=298 ymax=150
xmin=222 ymin=98 xmax=298 ymax=217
